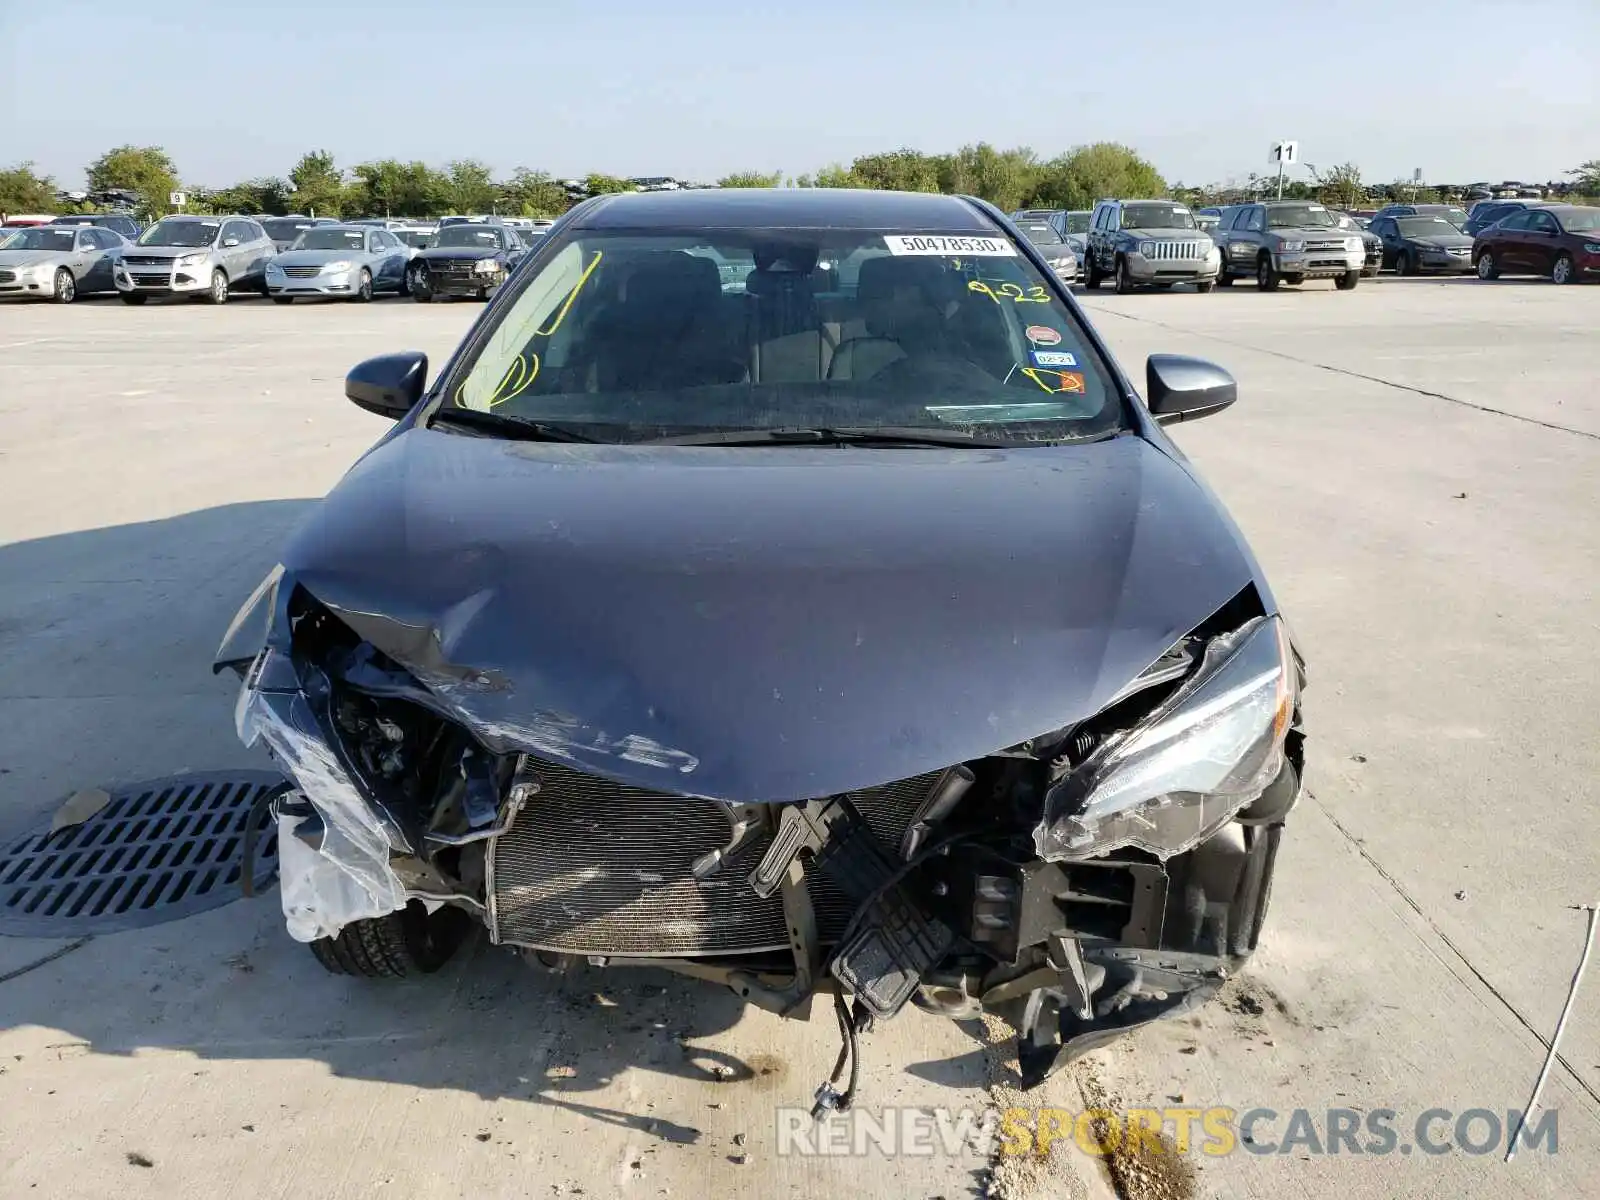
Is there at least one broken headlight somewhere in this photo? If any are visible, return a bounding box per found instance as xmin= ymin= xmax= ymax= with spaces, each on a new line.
xmin=1037 ymin=616 xmax=1295 ymax=862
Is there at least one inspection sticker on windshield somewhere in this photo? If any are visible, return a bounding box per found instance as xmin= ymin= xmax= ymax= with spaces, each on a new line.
xmin=1029 ymin=350 xmax=1077 ymax=368
xmin=1025 ymin=325 xmax=1062 ymax=346
xmin=884 ymin=234 xmax=1015 ymax=257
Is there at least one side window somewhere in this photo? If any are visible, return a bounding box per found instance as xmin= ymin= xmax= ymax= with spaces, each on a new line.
xmin=1499 ymin=211 xmax=1532 ymax=231
xmin=221 ymin=220 xmax=246 ymax=245
xmin=1243 ymin=208 xmax=1264 ymax=233
xmin=1528 ymin=212 xmax=1558 ymax=234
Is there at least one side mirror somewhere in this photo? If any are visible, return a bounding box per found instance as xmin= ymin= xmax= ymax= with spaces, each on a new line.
xmin=1146 ymin=354 xmax=1236 ymax=425
xmin=346 ymin=351 xmax=428 ymax=420
xmin=223 ymin=237 xmax=240 ymax=247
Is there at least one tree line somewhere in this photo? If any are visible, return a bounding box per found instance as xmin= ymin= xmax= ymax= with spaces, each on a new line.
xmin=4 ymin=144 xmax=1598 ymax=221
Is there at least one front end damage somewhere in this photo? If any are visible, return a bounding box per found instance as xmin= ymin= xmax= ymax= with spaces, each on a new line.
xmin=222 ymin=567 xmax=1304 ymax=1106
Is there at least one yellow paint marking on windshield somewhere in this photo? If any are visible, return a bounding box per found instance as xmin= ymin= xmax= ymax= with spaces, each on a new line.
xmin=1020 ymin=367 xmax=1087 ymax=395
xmin=967 ymin=280 xmax=1051 ymax=305
xmin=535 ymin=249 xmax=603 ymax=336
xmin=487 ymin=353 xmax=539 ymax=409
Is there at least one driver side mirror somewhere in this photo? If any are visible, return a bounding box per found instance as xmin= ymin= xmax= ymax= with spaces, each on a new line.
xmin=1146 ymin=354 xmax=1236 ymax=425
xmin=346 ymin=351 xmax=428 ymax=420
xmin=223 ymin=237 xmax=240 ymax=247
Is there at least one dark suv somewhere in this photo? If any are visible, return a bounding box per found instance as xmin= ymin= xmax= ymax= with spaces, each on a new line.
xmin=50 ymin=212 xmax=141 ymax=240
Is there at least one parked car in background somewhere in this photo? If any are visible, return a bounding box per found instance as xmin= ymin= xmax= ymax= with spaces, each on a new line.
xmin=265 ymin=224 xmax=415 ymax=303
xmin=1472 ymin=205 xmax=1600 ymax=284
xmin=115 ymin=215 xmax=275 ymax=304
xmin=1013 ymin=208 xmax=1091 ymax=255
xmin=1372 ymin=202 xmax=1469 ymax=230
xmin=1462 ymin=199 xmax=1548 ymax=237
xmin=515 ymin=227 xmax=548 ymax=252
xmin=0 ymin=214 xmax=55 ymax=227
xmin=410 ymin=220 xmax=526 ymax=301
xmin=50 ymin=212 xmax=142 ymax=240
xmin=0 ymin=224 xmax=129 ymax=302
xmin=1012 ymin=218 xmax=1078 ymax=283
xmin=1083 ymin=199 xmax=1219 ymax=292
xmin=1369 ymin=214 xmax=1474 ymax=274
xmin=1214 ymin=201 xmax=1364 ymax=291
xmin=1330 ymin=211 xmax=1382 ymax=275
xmin=261 ymin=215 xmax=340 ymax=253
xmin=394 ymin=225 xmax=437 ymax=250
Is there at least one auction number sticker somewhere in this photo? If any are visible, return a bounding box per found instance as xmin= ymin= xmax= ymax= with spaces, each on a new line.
xmin=1025 ymin=325 xmax=1062 ymax=346
xmin=884 ymin=234 xmax=1015 ymax=256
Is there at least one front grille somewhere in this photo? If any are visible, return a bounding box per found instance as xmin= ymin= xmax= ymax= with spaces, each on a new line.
xmin=489 ymin=758 xmax=943 ymax=956
xmin=1144 ymin=239 xmax=1208 ymax=261
xmin=281 ymin=266 xmax=322 ymax=279
xmin=131 ymin=272 xmax=171 ymax=286
xmin=1305 ymin=240 xmax=1346 ymax=252
xmin=123 ymin=255 xmax=172 ymax=267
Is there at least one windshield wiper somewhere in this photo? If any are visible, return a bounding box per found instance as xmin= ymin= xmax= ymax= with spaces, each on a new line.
xmin=642 ymin=426 xmax=1016 ymax=448
xmin=429 ymin=407 xmax=604 ymax=443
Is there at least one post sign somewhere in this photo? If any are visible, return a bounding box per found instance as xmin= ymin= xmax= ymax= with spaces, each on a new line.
xmin=169 ymin=191 xmax=187 ymax=207
xmin=1270 ymin=141 xmax=1299 ymax=166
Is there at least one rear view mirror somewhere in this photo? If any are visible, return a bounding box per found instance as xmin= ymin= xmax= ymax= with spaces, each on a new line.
xmin=346 ymin=351 xmax=428 ymax=420
xmin=1145 ymin=354 xmax=1237 ymax=425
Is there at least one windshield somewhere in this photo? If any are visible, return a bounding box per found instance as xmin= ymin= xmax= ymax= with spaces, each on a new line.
xmin=1556 ymin=209 xmax=1600 ymax=232
xmin=1120 ymin=204 xmax=1196 ymax=230
xmin=138 ymin=219 xmax=219 ymax=247
xmin=1438 ymin=208 xmax=1469 ymax=228
xmin=262 ymin=219 xmax=314 ymax=242
xmin=435 ymin=225 xmax=503 ymax=249
xmin=1266 ymin=204 xmax=1337 ymax=229
xmin=438 ymin=228 xmax=1121 ymax=446
xmin=395 ymin=229 xmax=434 ymax=247
xmin=294 ymin=228 xmax=368 ymax=251
xmin=1 ymin=228 xmax=77 ymax=252
xmin=1396 ymin=217 xmax=1462 ymax=238
xmin=1017 ymin=223 xmax=1064 ymax=245
xmin=1064 ymin=212 xmax=1090 ymax=234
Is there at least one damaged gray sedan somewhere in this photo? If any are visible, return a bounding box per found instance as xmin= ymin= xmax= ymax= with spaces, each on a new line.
xmin=216 ymin=188 xmax=1305 ymax=1106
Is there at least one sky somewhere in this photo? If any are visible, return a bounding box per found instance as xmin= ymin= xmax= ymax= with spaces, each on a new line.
xmin=2 ymin=0 xmax=1596 ymax=192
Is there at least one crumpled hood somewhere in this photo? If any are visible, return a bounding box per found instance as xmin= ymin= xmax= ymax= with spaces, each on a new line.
xmin=418 ymin=246 xmax=500 ymax=262
xmin=277 ymin=429 xmax=1265 ymax=801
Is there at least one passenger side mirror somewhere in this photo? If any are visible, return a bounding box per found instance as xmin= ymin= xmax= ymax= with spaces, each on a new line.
xmin=223 ymin=237 xmax=240 ymax=247
xmin=346 ymin=351 xmax=428 ymax=420
xmin=1145 ymin=355 xmax=1236 ymax=425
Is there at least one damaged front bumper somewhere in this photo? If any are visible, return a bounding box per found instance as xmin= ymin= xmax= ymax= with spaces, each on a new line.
xmin=225 ymin=576 xmax=1304 ymax=1099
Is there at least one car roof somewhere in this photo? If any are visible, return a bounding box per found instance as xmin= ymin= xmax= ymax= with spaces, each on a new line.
xmin=1543 ymin=205 xmax=1597 ymax=218
xmin=570 ymin=188 xmax=992 ymax=232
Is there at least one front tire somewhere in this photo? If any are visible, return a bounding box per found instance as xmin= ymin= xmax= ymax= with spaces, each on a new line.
xmin=1476 ymin=250 xmax=1499 ymax=280
xmin=1083 ymin=253 xmax=1103 ymax=290
xmin=352 ymin=268 xmax=373 ymax=302
xmin=1257 ymin=256 xmax=1280 ymax=292
xmin=1552 ymin=253 xmax=1575 ymax=285
xmin=1114 ymin=256 xmax=1136 ymax=294
xmin=206 ymin=268 xmax=229 ymax=305
xmin=53 ymin=268 xmax=76 ymax=304
xmin=308 ymin=902 xmax=471 ymax=978
xmin=1196 ymin=280 xmax=1215 ymax=293
xmin=1336 ymin=270 xmax=1360 ymax=290
xmin=1396 ymin=250 xmax=1416 ymax=276
xmin=1215 ymin=258 xmax=1234 ymax=286
xmin=411 ymin=264 xmax=433 ymax=302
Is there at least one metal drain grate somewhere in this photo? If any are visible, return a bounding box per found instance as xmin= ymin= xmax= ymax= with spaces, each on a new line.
xmin=0 ymin=770 xmax=287 ymax=937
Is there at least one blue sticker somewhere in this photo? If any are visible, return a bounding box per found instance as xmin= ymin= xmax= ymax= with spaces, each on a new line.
xmin=1029 ymin=350 xmax=1077 ymax=368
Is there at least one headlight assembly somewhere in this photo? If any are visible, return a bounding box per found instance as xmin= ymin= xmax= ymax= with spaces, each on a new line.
xmin=1138 ymin=240 xmax=1156 ymax=256
xmin=1346 ymin=237 xmax=1363 ymax=252
xmin=1584 ymin=242 xmax=1600 ymax=254
xmin=322 ymin=260 xmax=352 ymax=273
xmin=473 ymin=258 xmax=501 ymax=274
xmin=177 ymin=253 xmax=206 ymax=266
xmin=1035 ymin=616 xmax=1297 ymax=862
xmin=1278 ymin=239 xmax=1305 ymax=253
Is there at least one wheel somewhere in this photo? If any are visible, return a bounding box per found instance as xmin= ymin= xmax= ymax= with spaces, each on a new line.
xmin=1082 ymin=252 xmax=1102 ymax=290
xmin=272 ymin=296 xmax=294 ymax=305
xmin=400 ymin=263 xmax=416 ymax=296
xmin=205 ymin=268 xmax=229 ymax=305
xmin=1256 ymin=256 xmax=1280 ymax=292
xmin=52 ymin=268 xmax=76 ymax=304
xmin=308 ymin=902 xmax=471 ymax=978
xmin=476 ymin=286 xmax=491 ymax=301
xmin=1335 ymin=270 xmax=1360 ymax=291
xmin=352 ymin=269 xmax=373 ymax=302
xmin=1552 ymin=253 xmax=1575 ymax=285
xmin=411 ymin=264 xmax=433 ymax=302
xmin=119 ymin=292 xmax=147 ymax=305
xmin=1396 ymin=250 xmax=1416 ymax=276
xmin=1114 ymin=256 xmax=1136 ymax=294
xmin=1476 ymin=250 xmax=1499 ymax=280
xmin=1215 ymin=257 xmax=1234 ymax=286
xmin=1196 ymin=280 xmax=1215 ymax=293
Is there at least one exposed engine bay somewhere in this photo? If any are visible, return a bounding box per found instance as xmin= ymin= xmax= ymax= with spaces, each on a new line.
xmin=225 ymin=575 xmax=1305 ymax=1110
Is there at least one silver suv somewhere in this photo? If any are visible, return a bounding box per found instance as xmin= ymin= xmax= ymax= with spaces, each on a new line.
xmin=115 ymin=214 xmax=276 ymax=304
xmin=1082 ymin=199 xmax=1220 ymax=293
xmin=1213 ymin=201 xmax=1365 ymax=291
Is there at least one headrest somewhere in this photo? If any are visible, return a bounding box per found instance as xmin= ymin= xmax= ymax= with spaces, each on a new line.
xmin=621 ymin=253 xmax=723 ymax=310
